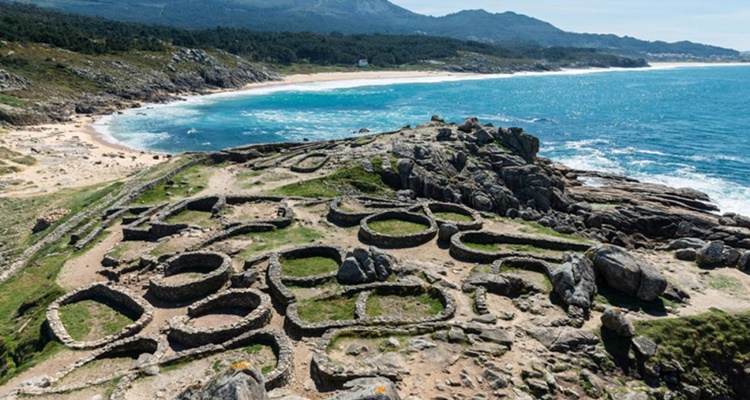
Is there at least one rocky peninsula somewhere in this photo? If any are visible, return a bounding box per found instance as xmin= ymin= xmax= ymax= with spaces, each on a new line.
xmin=1 ymin=117 xmax=749 ymax=400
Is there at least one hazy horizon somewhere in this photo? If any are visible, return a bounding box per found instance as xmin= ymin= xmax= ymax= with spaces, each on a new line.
xmin=391 ymin=0 xmax=749 ymax=51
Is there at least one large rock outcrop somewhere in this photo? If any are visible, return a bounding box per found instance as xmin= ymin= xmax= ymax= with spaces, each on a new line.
xmin=337 ymin=247 xmax=395 ymax=285
xmin=329 ymin=377 xmax=401 ymax=400
xmin=587 ymin=245 xmax=667 ymax=302
xmin=550 ymin=253 xmax=597 ymax=310
xmin=386 ymin=118 xmax=573 ymax=217
xmin=174 ymin=363 xmax=269 ymax=400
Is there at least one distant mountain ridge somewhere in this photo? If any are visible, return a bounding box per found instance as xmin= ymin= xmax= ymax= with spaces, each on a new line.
xmin=10 ymin=0 xmax=739 ymax=58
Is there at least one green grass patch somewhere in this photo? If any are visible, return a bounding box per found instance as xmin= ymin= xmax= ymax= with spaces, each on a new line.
xmin=497 ymin=217 xmax=591 ymax=244
xmin=367 ymin=219 xmax=428 ymax=235
xmin=0 ymin=146 xmax=22 ymax=159
xmin=0 ymin=95 xmax=27 ymax=107
xmin=58 ymin=299 xmax=135 ymax=342
xmin=506 ymin=244 xmax=547 ymax=254
xmin=236 ymin=170 xmax=264 ymax=188
xmin=10 ymin=155 xmax=37 ymax=166
xmin=134 ymin=163 xmax=214 ymax=205
xmin=708 ymin=274 xmax=747 ymax=297
xmin=270 ymin=162 xmax=394 ymax=198
xmin=366 ymin=292 xmax=444 ymax=318
xmin=635 ymin=309 xmax=750 ymax=396
xmin=238 ymin=226 xmax=323 ymax=259
xmin=432 ymin=211 xmax=474 ymax=223
xmin=297 ymin=296 xmax=357 ymax=323
xmin=0 ymin=162 xmax=21 ymax=175
xmin=464 ymin=242 xmax=500 ymax=252
xmin=165 ymin=209 xmax=217 ymax=228
xmin=280 ymin=256 xmax=339 ymax=278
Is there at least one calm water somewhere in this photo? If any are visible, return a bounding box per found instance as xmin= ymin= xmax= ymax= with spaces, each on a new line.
xmin=97 ymin=65 xmax=750 ymax=215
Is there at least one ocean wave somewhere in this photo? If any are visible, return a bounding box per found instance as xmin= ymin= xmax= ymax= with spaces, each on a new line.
xmin=631 ymin=169 xmax=750 ymax=216
xmin=564 ymin=139 xmax=611 ymax=150
xmin=610 ymin=147 xmax=669 ymax=157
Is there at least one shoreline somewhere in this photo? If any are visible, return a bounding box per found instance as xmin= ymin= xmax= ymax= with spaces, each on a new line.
xmin=4 ymin=62 xmax=747 ymax=197
xmin=93 ymin=62 xmax=749 ymax=153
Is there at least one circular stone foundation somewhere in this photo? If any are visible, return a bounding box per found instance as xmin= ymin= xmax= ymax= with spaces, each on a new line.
xmin=359 ymin=211 xmax=437 ymax=248
xmin=149 ymin=252 xmax=232 ymax=303
xmin=450 ymin=231 xmax=591 ymax=263
xmin=424 ymin=201 xmax=483 ymax=231
xmin=47 ymin=283 xmax=153 ymax=350
xmin=167 ymin=289 xmax=272 ymax=347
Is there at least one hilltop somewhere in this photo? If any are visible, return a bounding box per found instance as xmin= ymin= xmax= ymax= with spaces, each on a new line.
xmin=0 ymin=118 xmax=749 ymax=399
xmin=11 ymin=0 xmax=740 ymax=60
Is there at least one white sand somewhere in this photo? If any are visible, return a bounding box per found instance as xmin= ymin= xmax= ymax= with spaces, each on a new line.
xmin=1 ymin=115 xmax=161 ymax=196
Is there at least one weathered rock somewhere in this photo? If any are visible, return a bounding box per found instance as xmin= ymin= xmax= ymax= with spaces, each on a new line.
xmin=723 ymin=247 xmax=741 ymax=267
xmin=738 ymin=252 xmax=750 ymax=271
xmin=458 ymin=117 xmax=480 ymax=133
xmin=600 ymin=307 xmax=635 ymax=337
xmin=136 ymin=353 xmax=160 ymax=376
xmin=329 ymin=377 xmax=401 ymax=400
xmin=631 ymin=336 xmax=657 ymax=359
xmin=337 ymin=247 xmax=394 ymax=285
xmin=550 ymin=253 xmax=597 ymax=309
xmin=479 ymin=328 xmax=513 ymax=347
xmin=15 ymin=375 xmax=52 ymax=390
xmin=438 ymin=223 xmax=460 ymax=243
xmin=675 ymin=248 xmax=697 ymax=261
xmin=448 ymin=327 xmax=467 ymax=343
xmin=174 ymin=363 xmax=268 ymax=400
xmin=231 ymin=270 xmax=259 ymax=289
xmin=696 ymin=241 xmax=725 ymax=268
xmin=682 ymin=385 xmax=701 ymax=400
xmin=588 ymin=245 xmax=667 ymax=301
xmin=32 ymin=209 xmax=70 ymax=233
xmin=436 ymin=128 xmax=453 ymax=141
xmin=528 ymin=327 xmax=599 ymax=352
xmin=483 ymin=369 xmax=509 ymax=390
xmin=338 ymin=257 xmax=368 ymax=285
xmin=475 ymin=129 xmax=494 ymax=145
xmin=666 ymin=238 xmax=707 ymax=250
xmin=579 ymin=370 xmax=604 ymax=398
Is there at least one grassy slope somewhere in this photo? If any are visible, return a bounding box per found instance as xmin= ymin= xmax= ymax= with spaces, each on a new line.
xmin=0 ymin=186 xmax=121 ymax=384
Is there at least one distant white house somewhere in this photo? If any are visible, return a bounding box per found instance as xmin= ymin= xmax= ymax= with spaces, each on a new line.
xmin=357 ymin=59 xmax=369 ymax=68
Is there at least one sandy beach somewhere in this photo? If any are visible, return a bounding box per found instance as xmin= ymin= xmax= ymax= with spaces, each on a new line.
xmin=1 ymin=115 xmax=163 ymax=196
xmin=2 ymin=64 xmax=745 ymax=197
xmin=0 ymin=70 xmax=467 ymax=196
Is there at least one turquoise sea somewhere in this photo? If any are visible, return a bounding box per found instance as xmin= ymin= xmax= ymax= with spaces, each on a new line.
xmin=97 ymin=65 xmax=750 ymax=215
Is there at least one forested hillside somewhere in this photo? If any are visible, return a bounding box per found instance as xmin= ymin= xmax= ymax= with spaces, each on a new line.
xmin=9 ymin=0 xmax=740 ymax=59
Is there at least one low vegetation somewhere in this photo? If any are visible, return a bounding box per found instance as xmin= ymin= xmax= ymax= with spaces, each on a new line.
xmin=238 ymin=226 xmax=323 ymax=259
xmin=635 ymin=309 xmax=750 ymax=396
xmin=0 ymin=181 xmax=123 ymax=384
xmin=270 ymin=162 xmax=394 ymax=198
xmin=135 ymin=163 xmax=214 ymax=205
xmin=367 ymin=220 xmax=428 ymax=235
xmin=432 ymin=211 xmax=474 ymax=223
xmin=280 ymin=256 xmax=339 ymax=278
xmin=708 ymin=273 xmax=747 ymax=297
xmin=165 ymin=210 xmax=218 ymax=228
xmin=366 ymin=293 xmax=444 ymax=318
xmin=296 ymin=296 xmax=357 ymax=323
xmin=57 ymin=300 xmax=135 ymax=342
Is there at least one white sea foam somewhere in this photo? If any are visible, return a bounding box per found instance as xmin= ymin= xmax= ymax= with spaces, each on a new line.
xmin=632 ymin=169 xmax=750 ymax=216
xmin=566 ymin=151 xmax=750 ymax=216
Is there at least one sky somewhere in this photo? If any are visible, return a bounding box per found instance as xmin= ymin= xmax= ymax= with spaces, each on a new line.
xmin=390 ymin=0 xmax=749 ymax=51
